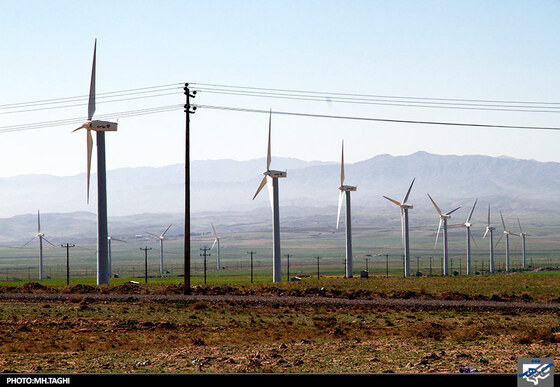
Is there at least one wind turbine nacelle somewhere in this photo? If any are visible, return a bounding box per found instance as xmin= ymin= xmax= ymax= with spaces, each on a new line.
xmin=339 ymin=185 xmax=357 ymax=192
xmin=465 ymin=222 xmax=473 ymax=228
xmin=401 ymin=204 xmax=413 ymax=210
xmin=267 ymin=170 xmax=287 ymax=178
xmin=91 ymin=120 xmax=118 ymax=132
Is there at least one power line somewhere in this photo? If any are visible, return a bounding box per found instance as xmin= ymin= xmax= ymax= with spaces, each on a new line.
xmin=193 ymin=104 xmax=560 ymax=131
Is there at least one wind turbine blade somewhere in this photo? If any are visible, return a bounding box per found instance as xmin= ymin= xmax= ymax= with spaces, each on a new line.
xmin=161 ymin=224 xmax=172 ymax=237
xmin=266 ymin=175 xmax=274 ymax=212
xmin=470 ymin=230 xmax=478 ymax=247
xmin=445 ymin=206 xmax=461 ymax=216
xmin=402 ymin=177 xmax=415 ymax=204
xmin=434 ymin=218 xmax=442 ymax=248
xmin=500 ymin=212 xmax=507 ymax=230
xmin=211 ymin=238 xmax=217 ymax=250
xmin=266 ymin=110 xmax=272 ymax=171
xmin=20 ymin=236 xmax=37 ymax=249
xmin=86 ymin=129 xmax=93 ymax=204
xmin=448 ymin=223 xmax=464 ymax=227
xmin=517 ymin=217 xmax=523 ymax=233
xmin=110 ymin=237 xmax=126 ymax=243
xmin=145 ymin=231 xmax=161 ymax=240
xmin=37 ymin=210 xmax=41 ymax=233
xmin=252 ymin=176 xmax=268 ymax=200
xmin=88 ymin=39 xmax=96 ymax=120
xmin=487 ymin=204 xmax=491 ymax=226
xmin=483 ymin=228 xmax=489 ymax=239
xmin=494 ymin=233 xmax=504 ymax=248
xmin=427 ymin=193 xmax=442 ymax=215
xmin=211 ymin=223 xmax=218 ymax=238
xmin=42 ymin=237 xmax=56 ymax=247
xmin=336 ymin=190 xmax=344 ymax=229
xmin=340 ymin=140 xmax=345 ymax=187
xmin=383 ymin=196 xmax=402 ymax=207
xmin=466 ymin=198 xmax=478 ymax=222
xmin=400 ymin=208 xmax=405 ymax=247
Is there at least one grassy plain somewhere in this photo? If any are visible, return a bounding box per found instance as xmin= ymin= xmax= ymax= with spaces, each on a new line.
xmin=0 ymin=273 xmax=559 ymax=373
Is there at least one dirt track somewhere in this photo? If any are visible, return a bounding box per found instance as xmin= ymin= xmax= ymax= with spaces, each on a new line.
xmin=1 ymin=292 xmax=560 ymax=314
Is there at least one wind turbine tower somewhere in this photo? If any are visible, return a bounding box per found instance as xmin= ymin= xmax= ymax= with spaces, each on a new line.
xmin=496 ymin=212 xmax=518 ymax=272
xmin=428 ymin=194 xmax=460 ymax=276
xmin=146 ymin=224 xmax=172 ymax=276
xmin=482 ymin=204 xmax=496 ymax=273
xmin=107 ymin=236 xmax=126 ymax=277
xmin=211 ymin=223 xmax=222 ymax=270
xmin=22 ymin=210 xmax=55 ymax=280
xmin=517 ymin=217 xmax=530 ymax=269
xmin=383 ymin=178 xmax=415 ymax=277
xmin=451 ymin=199 xmax=478 ymax=275
xmin=252 ymin=111 xmax=286 ymax=283
xmin=336 ymin=140 xmax=357 ymax=278
xmin=73 ymin=39 xmax=118 ymax=285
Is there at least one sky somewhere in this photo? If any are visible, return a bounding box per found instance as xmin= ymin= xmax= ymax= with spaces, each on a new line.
xmin=1 ymin=0 xmax=560 ymax=178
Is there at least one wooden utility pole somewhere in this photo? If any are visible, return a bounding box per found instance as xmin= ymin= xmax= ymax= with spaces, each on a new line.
xmin=247 ymin=251 xmax=256 ymax=283
xmin=61 ymin=243 xmax=75 ymax=286
xmin=316 ymin=256 xmax=321 ymax=280
xmin=140 ymin=246 xmax=152 ymax=284
xmin=183 ymin=83 xmax=196 ymax=295
xmin=200 ymin=247 xmax=211 ymax=285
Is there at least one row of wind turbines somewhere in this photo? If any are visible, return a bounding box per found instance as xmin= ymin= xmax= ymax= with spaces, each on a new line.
xmin=253 ymin=112 xmax=532 ymax=281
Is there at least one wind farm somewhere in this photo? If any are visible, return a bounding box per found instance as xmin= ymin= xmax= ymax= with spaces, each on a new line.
xmin=2 ymin=1 xmax=560 ymax=376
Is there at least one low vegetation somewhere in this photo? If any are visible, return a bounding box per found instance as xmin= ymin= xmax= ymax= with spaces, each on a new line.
xmin=0 ymin=273 xmax=559 ymax=373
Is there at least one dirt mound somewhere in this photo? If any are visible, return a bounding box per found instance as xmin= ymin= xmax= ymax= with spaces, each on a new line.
xmin=62 ymin=284 xmax=98 ymax=294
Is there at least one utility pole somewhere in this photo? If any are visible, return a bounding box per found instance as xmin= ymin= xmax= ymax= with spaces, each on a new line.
xmin=429 ymin=256 xmax=433 ymax=276
xmin=183 ymin=83 xmax=196 ymax=295
xmin=284 ymin=253 xmax=292 ymax=282
xmin=385 ymin=254 xmax=389 ymax=279
xmin=247 ymin=251 xmax=256 ymax=283
xmin=140 ymin=246 xmax=152 ymax=284
xmin=61 ymin=243 xmax=75 ymax=286
xmin=200 ymin=247 xmax=211 ymax=285
xmin=316 ymin=256 xmax=321 ymax=280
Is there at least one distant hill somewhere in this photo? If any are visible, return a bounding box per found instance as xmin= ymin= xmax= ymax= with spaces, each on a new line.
xmin=0 ymin=151 xmax=559 ymax=242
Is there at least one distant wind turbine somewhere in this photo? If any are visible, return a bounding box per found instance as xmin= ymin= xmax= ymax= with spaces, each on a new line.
xmin=482 ymin=204 xmax=496 ymax=273
xmin=450 ymin=199 xmax=478 ymax=275
xmin=517 ymin=217 xmax=530 ymax=269
xmin=495 ymin=212 xmax=518 ymax=272
xmin=146 ymin=224 xmax=172 ymax=276
xmin=252 ymin=110 xmax=286 ymax=283
xmin=211 ymin=223 xmax=223 ymax=270
xmin=72 ymin=38 xmax=118 ymax=285
xmin=107 ymin=236 xmax=126 ymax=277
xmin=383 ymin=178 xmax=415 ymax=277
xmin=427 ymin=194 xmax=461 ymax=276
xmin=336 ymin=140 xmax=357 ymax=278
xmin=21 ymin=210 xmax=55 ymax=280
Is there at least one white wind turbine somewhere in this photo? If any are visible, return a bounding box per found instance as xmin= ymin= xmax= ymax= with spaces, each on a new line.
xmin=495 ymin=212 xmax=519 ymax=272
xmin=21 ymin=210 xmax=55 ymax=280
xmin=336 ymin=140 xmax=357 ymax=278
xmin=383 ymin=178 xmax=415 ymax=277
xmin=482 ymin=204 xmax=496 ymax=273
xmin=517 ymin=217 xmax=530 ymax=269
xmin=427 ymin=194 xmax=461 ymax=276
xmin=72 ymin=38 xmax=118 ymax=285
xmin=252 ymin=111 xmax=286 ymax=283
xmin=107 ymin=236 xmax=126 ymax=277
xmin=211 ymin=223 xmax=223 ymax=270
xmin=450 ymin=199 xmax=478 ymax=275
xmin=146 ymin=224 xmax=172 ymax=276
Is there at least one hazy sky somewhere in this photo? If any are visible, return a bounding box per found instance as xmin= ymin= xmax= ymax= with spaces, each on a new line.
xmin=1 ymin=0 xmax=560 ymax=178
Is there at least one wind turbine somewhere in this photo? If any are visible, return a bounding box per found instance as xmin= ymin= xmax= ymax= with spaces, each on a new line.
xmin=482 ymin=204 xmax=496 ymax=273
xmin=146 ymin=224 xmax=172 ymax=276
xmin=427 ymin=194 xmax=461 ymax=276
xmin=383 ymin=178 xmax=415 ymax=277
xmin=21 ymin=210 xmax=55 ymax=280
xmin=252 ymin=111 xmax=286 ymax=283
xmin=517 ymin=217 xmax=530 ymax=269
xmin=73 ymin=39 xmax=118 ymax=285
xmin=336 ymin=140 xmax=357 ymax=278
xmin=211 ymin=223 xmax=223 ymax=270
xmin=107 ymin=236 xmax=126 ymax=277
xmin=450 ymin=199 xmax=478 ymax=275
xmin=495 ymin=212 xmax=518 ymax=272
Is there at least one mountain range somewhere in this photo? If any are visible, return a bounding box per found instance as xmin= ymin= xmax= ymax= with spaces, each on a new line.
xmin=0 ymin=151 xmax=558 ymax=243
